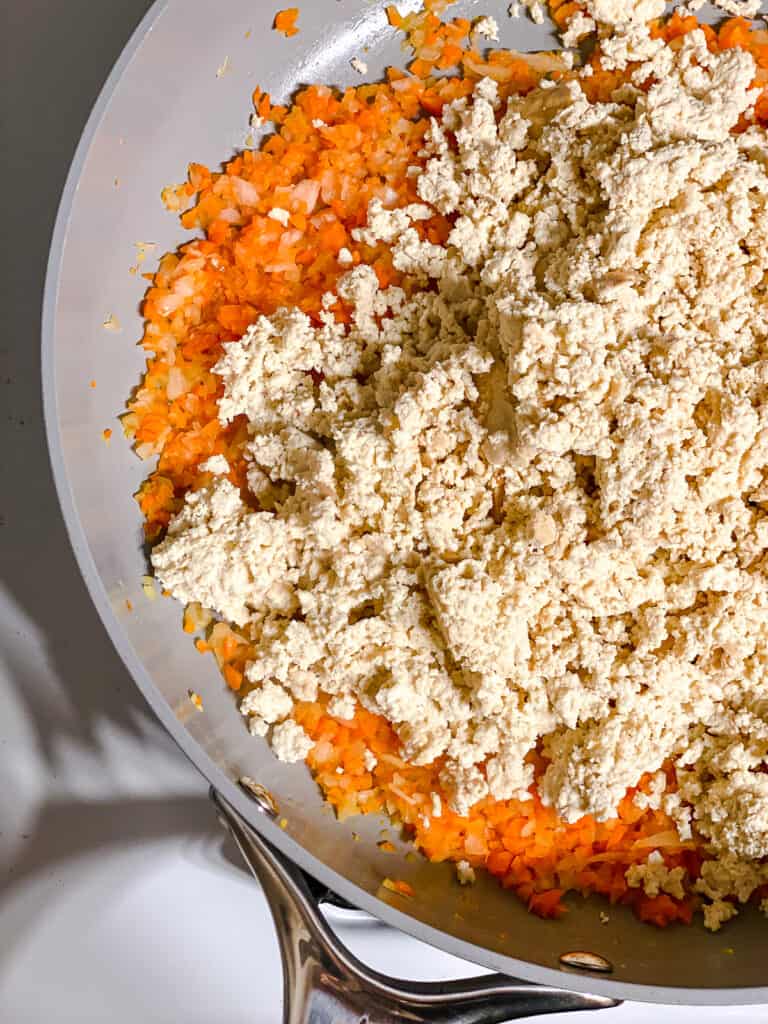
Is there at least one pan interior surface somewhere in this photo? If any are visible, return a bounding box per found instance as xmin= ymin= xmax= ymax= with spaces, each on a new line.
xmin=43 ymin=0 xmax=768 ymax=1003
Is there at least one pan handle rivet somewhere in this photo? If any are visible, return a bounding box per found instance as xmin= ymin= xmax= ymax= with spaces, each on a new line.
xmin=559 ymin=951 xmax=613 ymax=973
xmin=238 ymin=776 xmax=279 ymax=817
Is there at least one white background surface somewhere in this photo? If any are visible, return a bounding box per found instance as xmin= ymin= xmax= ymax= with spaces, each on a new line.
xmin=1 ymin=1 xmax=767 ymax=1020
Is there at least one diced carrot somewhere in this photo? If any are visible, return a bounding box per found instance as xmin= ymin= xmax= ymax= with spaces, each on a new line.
xmin=386 ymin=5 xmax=404 ymax=28
xmin=223 ymin=664 xmax=244 ymax=691
xmin=274 ymin=7 xmax=299 ymax=37
xmin=528 ymin=889 xmax=567 ymax=919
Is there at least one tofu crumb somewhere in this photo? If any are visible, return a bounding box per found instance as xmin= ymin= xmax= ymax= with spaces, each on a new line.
xmin=350 ymin=57 xmax=368 ymax=75
xmin=200 ymin=454 xmax=230 ymax=475
xmin=268 ymin=207 xmax=291 ymax=226
xmin=626 ymin=854 xmax=686 ymax=901
xmin=709 ymin=0 xmax=762 ymax=15
xmin=241 ymin=680 xmax=293 ymax=725
xmin=632 ymin=771 xmax=667 ymax=811
xmin=271 ymin=720 xmax=314 ymax=763
xmin=327 ymin=693 xmax=356 ymax=720
xmin=363 ymin=748 xmax=378 ymax=772
xmin=338 ymin=246 xmax=354 ymax=265
xmin=473 ymin=16 xmax=499 ymax=41
xmin=702 ymin=899 xmax=738 ymax=932
xmin=562 ymin=11 xmax=596 ymax=46
xmin=527 ymin=1 xmax=545 ymax=24
xmin=456 ymin=860 xmax=476 ymax=885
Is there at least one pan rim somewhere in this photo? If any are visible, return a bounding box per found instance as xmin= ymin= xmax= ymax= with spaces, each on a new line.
xmin=40 ymin=0 xmax=768 ymax=1004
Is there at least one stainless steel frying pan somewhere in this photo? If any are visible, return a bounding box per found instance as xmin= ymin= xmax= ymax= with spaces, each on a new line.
xmin=42 ymin=0 xmax=768 ymax=1017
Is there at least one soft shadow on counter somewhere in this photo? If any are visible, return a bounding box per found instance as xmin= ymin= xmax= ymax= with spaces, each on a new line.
xmin=0 ymin=795 xmax=246 ymax=964
xmin=1 ymin=0 xmax=158 ymax=768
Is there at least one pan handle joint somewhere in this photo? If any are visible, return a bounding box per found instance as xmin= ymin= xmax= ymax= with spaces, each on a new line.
xmin=211 ymin=789 xmax=619 ymax=1024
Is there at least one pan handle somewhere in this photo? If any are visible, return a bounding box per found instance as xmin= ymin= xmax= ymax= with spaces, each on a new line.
xmin=211 ymin=789 xmax=619 ymax=1024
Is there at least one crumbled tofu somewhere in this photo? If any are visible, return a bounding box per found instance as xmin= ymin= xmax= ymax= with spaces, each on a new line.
xmin=456 ymin=860 xmax=476 ymax=884
xmin=473 ymin=16 xmax=499 ymax=40
xmin=505 ymin=1 xmax=543 ymax=23
xmin=327 ymin=693 xmax=356 ymax=720
xmin=626 ymin=852 xmax=687 ymax=900
xmin=338 ymin=246 xmax=354 ymax=265
xmin=240 ymin=680 xmax=293 ymax=724
xmin=598 ymin=21 xmax=664 ymax=69
xmin=268 ymin=207 xmax=291 ymax=226
xmin=692 ymin=855 xmax=768 ymax=929
xmin=363 ymin=748 xmax=378 ymax=772
xmin=200 ymin=454 xmax=230 ymax=475
xmin=710 ymin=0 xmax=761 ymax=15
xmin=702 ymin=899 xmax=738 ymax=932
xmin=661 ymin=792 xmax=693 ymax=843
xmin=312 ymin=118 xmax=327 ymax=128
xmin=686 ymin=771 xmax=768 ymax=862
xmin=153 ymin=15 xmax=768 ymax=923
xmin=350 ymin=57 xmax=368 ymax=75
xmin=632 ymin=771 xmax=667 ymax=811
xmin=431 ymin=793 xmax=442 ymax=818
xmin=151 ymin=478 xmax=293 ymax=626
xmin=527 ymin=1 xmax=545 ymax=24
xmin=586 ymin=0 xmax=665 ymax=24
xmin=271 ymin=720 xmax=314 ymax=763
xmin=249 ymin=716 xmax=269 ymax=737
xmin=562 ymin=11 xmax=596 ymax=46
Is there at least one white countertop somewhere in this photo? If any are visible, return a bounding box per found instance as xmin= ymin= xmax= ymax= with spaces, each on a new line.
xmin=1 ymin=2 xmax=766 ymax=1020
